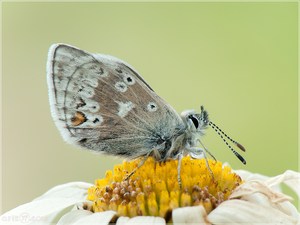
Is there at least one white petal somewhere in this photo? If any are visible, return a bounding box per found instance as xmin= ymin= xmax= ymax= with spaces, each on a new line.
xmin=72 ymin=211 xmax=116 ymax=225
xmin=0 ymin=182 xmax=92 ymax=225
xmin=275 ymin=200 xmax=300 ymax=221
xmin=231 ymin=180 xmax=292 ymax=202
xmin=57 ymin=210 xmax=92 ymax=225
xmin=232 ymin=170 xmax=300 ymax=207
xmin=116 ymin=216 xmax=166 ymax=225
xmin=234 ymin=169 xmax=269 ymax=182
xmin=265 ymin=170 xmax=300 ymax=199
xmin=242 ymin=192 xmax=300 ymax=221
xmin=234 ymin=169 xmax=283 ymax=193
xmin=0 ymin=199 xmax=80 ymax=225
xmin=208 ymin=199 xmax=299 ymax=225
xmin=34 ymin=182 xmax=93 ymax=201
xmin=235 ymin=170 xmax=300 ymax=199
xmin=172 ymin=206 xmax=210 ymax=225
xmin=116 ymin=216 xmax=130 ymax=225
xmin=229 ymin=171 xmax=300 ymax=221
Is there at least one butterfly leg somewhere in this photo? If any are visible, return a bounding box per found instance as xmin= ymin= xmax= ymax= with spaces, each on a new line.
xmin=124 ymin=152 xmax=151 ymax=181
xmin=186 ymin=145 xmax=215 ymax=180
xmin=197 ymin=139 xmax=217 ymax=162
xmin=177 ymin=152 xmax=183 ymax=189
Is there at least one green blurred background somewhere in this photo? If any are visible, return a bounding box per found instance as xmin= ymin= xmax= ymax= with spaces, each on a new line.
xmin=2 ymin=2 xmax=298 ymax=212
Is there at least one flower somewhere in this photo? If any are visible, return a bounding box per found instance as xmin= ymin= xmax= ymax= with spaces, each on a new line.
xmin=87 ymin=156 xmax=242 ymax=219
xmin=1 ymin=156 xmax=299 ymax=225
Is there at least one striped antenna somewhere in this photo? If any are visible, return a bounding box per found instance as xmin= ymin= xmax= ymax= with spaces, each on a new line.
xmin=201 ymin=118 xmax=246 ymax=165
xmin=209 ymin=121 xmax=246 ymax=152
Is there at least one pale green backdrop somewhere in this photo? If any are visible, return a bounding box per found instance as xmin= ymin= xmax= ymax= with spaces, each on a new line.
xmin=2 ymin=2 xmax=298 ymax=212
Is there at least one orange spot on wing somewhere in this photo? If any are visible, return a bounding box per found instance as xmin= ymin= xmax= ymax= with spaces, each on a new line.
xmin=71 ymin=111 xmax=87 ymax=126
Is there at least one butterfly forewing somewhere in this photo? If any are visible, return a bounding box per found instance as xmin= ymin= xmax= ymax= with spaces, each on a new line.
xmin=47 ymin=44 xmax=185 ymax=159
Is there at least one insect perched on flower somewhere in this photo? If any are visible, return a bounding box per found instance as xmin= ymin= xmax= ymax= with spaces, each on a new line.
xmin=47 ymin=44 xmax=246 ymax=185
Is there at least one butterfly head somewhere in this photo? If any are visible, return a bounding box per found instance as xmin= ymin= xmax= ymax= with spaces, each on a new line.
xmin=181 ymin=106 xmax=247 ymax=164
xmin=181 ymin=106 xmax=209 ymax=136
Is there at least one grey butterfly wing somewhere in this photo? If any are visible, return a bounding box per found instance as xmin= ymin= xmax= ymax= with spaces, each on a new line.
xmin=47 ymin=44 xmax=186 ymax=159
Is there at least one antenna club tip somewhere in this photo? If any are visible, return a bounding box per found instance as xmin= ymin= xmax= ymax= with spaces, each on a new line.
xmin=235 ymin=152 xmax=246 ymax=165
xmin=236 ymin=142 xmax=246 ymax=152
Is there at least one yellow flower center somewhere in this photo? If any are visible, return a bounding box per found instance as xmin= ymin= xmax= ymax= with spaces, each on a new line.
xmin=87 ymin=156 xmax=242 ymax=219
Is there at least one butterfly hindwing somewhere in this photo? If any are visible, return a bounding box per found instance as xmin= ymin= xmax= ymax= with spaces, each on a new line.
xmin=47 ymin=44 xmax=185 ymax=159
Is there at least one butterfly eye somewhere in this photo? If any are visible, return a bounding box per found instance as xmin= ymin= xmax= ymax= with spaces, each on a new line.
xmin=188 ymin=115 xmax=199 ymax=129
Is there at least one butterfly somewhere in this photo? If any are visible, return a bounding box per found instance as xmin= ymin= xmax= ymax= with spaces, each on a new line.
xmin=47 ymin=44 xmax=246 ymax=183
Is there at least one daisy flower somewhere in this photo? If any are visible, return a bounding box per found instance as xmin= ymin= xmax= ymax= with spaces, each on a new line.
xmin=1 ymin=156 xmax=299 ymax=225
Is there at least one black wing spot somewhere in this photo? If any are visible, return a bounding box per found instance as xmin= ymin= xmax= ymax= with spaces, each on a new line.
xmin=127 ymin=77 xmax=132 ymax=82
xmin=115 ymin=68 xmax=122 ymax=73
xmin=76 ymin=98 xmax=86 ymax=109
xmin=147 ymin=102 xmax=158 ymax=112
xmin=93 ymin=118 xmax=100 ymax=123
xmin=124 ymin=75 xmax=135 ymax=85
